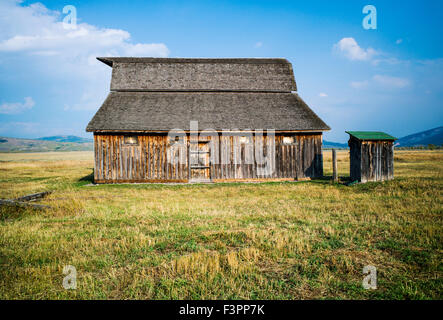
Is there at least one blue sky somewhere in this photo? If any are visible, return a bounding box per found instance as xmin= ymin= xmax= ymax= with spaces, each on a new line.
xmin=0 ymin=0 xmax=442 ymax=142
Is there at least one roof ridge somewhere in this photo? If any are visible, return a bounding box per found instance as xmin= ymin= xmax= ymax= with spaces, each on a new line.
xmin=97 ymin=57 xmax=291 ymax=67
xmin=110 ymin=89 xmax=296 ymax=93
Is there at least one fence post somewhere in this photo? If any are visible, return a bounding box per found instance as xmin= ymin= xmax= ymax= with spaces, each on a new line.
xmin=332 ymin=149 xmax=338 ymax=182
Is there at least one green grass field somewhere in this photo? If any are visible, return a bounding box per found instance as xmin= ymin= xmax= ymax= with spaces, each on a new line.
xmin=0 ymin=150 xmax=441 ymax=299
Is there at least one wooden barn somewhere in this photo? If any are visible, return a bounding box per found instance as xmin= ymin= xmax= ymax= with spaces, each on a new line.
xmin=86 ymin=57 xmax=330 ymax=183
xmin=346 ymin=131 xmax=397 ymax=183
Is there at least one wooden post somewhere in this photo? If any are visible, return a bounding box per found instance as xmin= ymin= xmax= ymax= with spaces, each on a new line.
xmin=332 ymin=149 xmax=338 ymax=182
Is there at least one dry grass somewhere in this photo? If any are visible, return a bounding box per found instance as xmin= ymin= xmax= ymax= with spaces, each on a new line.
xmin=0 ymin=150 xmax=441 ymax=299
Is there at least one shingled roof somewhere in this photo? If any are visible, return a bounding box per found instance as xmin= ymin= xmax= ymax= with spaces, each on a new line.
xmin=87 ymin=91 xmax=329 ymax=132
xmin=98 ymin=57 xmax=297 ymax=92
xmin=86 ymin=57 xmax=330 ymax=132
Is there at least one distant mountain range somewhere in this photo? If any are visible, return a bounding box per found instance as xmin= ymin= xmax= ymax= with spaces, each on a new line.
xmin=323 ymin=140 xmax=348 ymax=149
xmin=0 ymin=127 xmax=441 ymax=152
xmin=0 ymin=135 xmax=93 ymax=152
xmin=395 ymin=126 xmax=443 ymax=147
xmin=37 ymin=135 xmax=92 ymax=143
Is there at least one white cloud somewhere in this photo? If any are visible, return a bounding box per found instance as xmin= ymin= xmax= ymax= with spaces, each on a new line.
xmin=350 ymin=76 xmax=410 ymax=90
xmin=0 ymin=97 xmax=35 ymax=114
xmin=318 ymin=92 xmax=328 ymax=97
xmin=350 ymin=80 xmax=369 ymax=89
xmin=373 ymin=75 xmax=411 ymax=88
xmin=396 ymin=39 xmax=403 ymax=45
xmin=123 ymin=43 xmax=169 ymax=57
xmin=371 ymin=57 xmax=405 ymax=66
xmin=0 ymin=1 xmax=169 ymax=58
xmin=334 ymin=37 xmax=377 ymax=61
xmin=0 ymin=1 xmax=170 ymax=112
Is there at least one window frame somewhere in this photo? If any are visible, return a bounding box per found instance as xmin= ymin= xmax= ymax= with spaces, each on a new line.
xmin=123 ymin=135 xmax=139 ymax=146
xmin=239 ymin=136 xmax=252 ymax=144
xmin=282 ymin=136 xmax=296 ymax=145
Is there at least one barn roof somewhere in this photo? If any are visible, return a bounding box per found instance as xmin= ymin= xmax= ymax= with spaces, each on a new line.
xmin=346 ymin=131 xmax=397 ymax=141
xmin=86 ymin=57 xmax=330 ymax=132
xmin=86 ymin=92 xmax=330 ymax=132
xmin=98 ymin=57 xmax=297 ymax=92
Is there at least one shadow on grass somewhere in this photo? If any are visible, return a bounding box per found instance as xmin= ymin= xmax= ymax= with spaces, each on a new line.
xmin=82 ymin=175 xmax=359 ymax=190
xmin=310 ymin=175 xmax=353 ymax=186
xmin=0 ymin=206 xmax=40 ymax=221
xmin=78 ymin=170 xmax=94 ymax=183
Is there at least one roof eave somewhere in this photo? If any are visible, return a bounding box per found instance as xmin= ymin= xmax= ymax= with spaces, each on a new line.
xmin=86 ymin=129 xmax=330 ymax=133
xmin=96 ymin=57 xmax=293 ymax=66
xmin=97 ymin=57 xmax=113 ymax=67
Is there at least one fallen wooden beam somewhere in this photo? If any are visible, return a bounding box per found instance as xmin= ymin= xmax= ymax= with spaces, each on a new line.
xmin=0 ymin=199 xmax=51 ymax=210
xmin=14 ymin=191 xmax=52 ymax=202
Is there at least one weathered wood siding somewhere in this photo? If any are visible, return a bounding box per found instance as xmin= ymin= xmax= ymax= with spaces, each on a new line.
xmin=94 ymin=133 xmax=323 ymax=183
xmin=94 ymin=134 xmax=188 ymax=183
xmin=349 ymin=138 xmax=362 ymax=182
xmin=210 ymin=134 xmax=323 ymax=180
xmin=349 ymin=137 xmax=394 ymax=183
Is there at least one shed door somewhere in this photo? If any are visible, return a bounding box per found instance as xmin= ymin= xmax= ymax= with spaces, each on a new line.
xmin=189 ymin=140 xmax=211 ymax=182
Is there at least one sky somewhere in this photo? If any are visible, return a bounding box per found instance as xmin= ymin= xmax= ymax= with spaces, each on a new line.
xmin=0 ymin=0 xmax=442 ymax=142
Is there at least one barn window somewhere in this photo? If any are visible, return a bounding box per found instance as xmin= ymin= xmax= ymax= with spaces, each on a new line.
xmin=124 ymin=136 xmax=138 ymax=145
xmin=283 ymin=136 xmax=294 ymax=145
xmin=167 ymin=135 xmax=182 ymax=146
xmin=239 ymin=136 xmax=250 ymax=144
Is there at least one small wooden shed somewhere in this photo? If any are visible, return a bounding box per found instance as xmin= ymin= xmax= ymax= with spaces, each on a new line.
xmin=346 ymin=131 xmax=397 ymax=183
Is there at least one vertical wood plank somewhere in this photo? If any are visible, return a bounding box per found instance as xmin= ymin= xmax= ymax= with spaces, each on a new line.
xmin=332 ymin=149 xmax=338 ymax=182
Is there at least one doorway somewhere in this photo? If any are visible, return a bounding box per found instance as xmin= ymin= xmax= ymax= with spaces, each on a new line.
xmin=189 ymin=139 xmax=211 ymax=182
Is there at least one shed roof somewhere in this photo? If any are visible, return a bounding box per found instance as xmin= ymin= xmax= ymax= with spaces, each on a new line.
xmin=86 ymin=92 xmax=330 ymax=132
xmin=346 ymin=131 xmax=397 ymax=141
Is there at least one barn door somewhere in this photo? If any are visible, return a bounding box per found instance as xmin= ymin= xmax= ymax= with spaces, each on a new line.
xmin=189 ymin=140 xmax=211 ymax=182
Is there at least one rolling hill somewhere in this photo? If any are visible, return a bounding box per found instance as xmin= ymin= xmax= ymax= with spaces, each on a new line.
xmin=323 ymin=140 xmax=348 ymax=149
xmin=37 ymin=135 xmax=92 ymax=143
xmin=396 ymin=126 xmax=443 ymax=147
xmin=0 ymin=136 xmax=93 ymax=152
